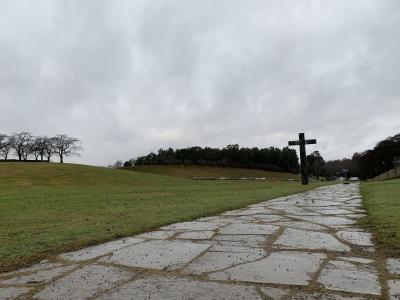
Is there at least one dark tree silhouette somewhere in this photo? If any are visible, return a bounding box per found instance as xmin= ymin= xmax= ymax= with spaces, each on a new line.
xmin=306 ymin=151 xmax=326 ymax=179
xmin=43 ymin=137 xmax=56 ymax=162
xmin=0 ymin=132 xmax=82 ymax=162
xmin=0 ymin=134 xmax=13 ymax=160
xmin=325 ymin=132 xmax=400 ymax=179
xmin=29 ymin=137 xmax=45 ymax=160
xmin=10 ymin=132 xmax=33 ymax=161
xmin=133 ymin=144 xmax=299 ymax=173
xmin=53 ymin=135 xmax=82 ymax=163
xmin=353 ymin=133 xmax=400 ymax=179
xmin=35 ymin=137 xmax=49 ymax=161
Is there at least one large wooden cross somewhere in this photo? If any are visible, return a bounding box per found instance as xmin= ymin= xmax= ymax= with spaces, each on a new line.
xmin=288 ymin=133 xmax=317 ymax=185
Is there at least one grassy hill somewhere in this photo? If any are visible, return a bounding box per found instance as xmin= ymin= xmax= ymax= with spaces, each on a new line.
xmin=1 ymin=162 xmax=324 ymax=272
xmin=125 ymin=165 xmax=299 ymax=180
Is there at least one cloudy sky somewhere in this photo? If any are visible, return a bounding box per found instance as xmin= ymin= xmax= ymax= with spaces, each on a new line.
xmin=1 ymin=0 xmax=399 ymax=165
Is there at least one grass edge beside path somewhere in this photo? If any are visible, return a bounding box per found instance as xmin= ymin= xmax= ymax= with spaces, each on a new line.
xmin=359 ymin=178 xmax=400 ymax=256
xmin=0 ymin=163 xmax=329 ymax=272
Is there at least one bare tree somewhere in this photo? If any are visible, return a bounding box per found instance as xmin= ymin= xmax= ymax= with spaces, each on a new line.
xmin=0 ymin=134 xmax=13 ymax=160
xmin=33 ymin=136 xmax=49 ymax=161
xmin=29 ymin=137 xmax=46 ymax=160
xmin=53 ymin=134 xmax=82 ymax=163
xmin=10 ymin=132 xmax=33 ymax=161
xmin=43 ymin=137 xmax=56 ymax=162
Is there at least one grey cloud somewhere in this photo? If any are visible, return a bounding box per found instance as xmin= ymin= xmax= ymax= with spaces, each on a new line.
xmin=0 ymin=0 xmax=399 ymax=165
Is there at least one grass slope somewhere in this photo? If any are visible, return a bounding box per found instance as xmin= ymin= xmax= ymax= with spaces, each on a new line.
xmin=126 ymin=165 xmax=299 ymax=180
xmin=360 ymin=178 xmax=400 ymax=254
xmin=1 ymin=162 xmax=325 ymax=272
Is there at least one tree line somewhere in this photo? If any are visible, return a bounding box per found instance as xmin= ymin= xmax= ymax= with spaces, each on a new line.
xmin=126 ymin=144 xmax=300 ymax=173
xmin=325 ymin=132 xmax=400 ymax=179
xmin=0 ymin=132 xmax=82 ymax=163
xmin=122 ymin=133 xmax=400 ymax=180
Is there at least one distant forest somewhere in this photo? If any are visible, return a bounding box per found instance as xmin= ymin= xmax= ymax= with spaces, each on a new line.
xmin=127 ymin=144 xmax=299 ymax=173
xmin=124 ymin=132 xmax=400 ymax=180
xmin=325 ymin=133 xmax=400 ymax=179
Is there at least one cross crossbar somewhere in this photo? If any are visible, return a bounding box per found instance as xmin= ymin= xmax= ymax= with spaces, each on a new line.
xmin=288 ymin=139 xmax=316 ymax=146
xmin=305 ymin=139 xmax=317 ymax=145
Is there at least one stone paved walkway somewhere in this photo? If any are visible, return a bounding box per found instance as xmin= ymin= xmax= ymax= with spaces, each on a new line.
xmin=2 ymin=184 xmax=400 ymax=299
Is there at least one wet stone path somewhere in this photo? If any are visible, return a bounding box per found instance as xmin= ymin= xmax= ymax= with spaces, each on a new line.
xmin=2 ymin=184 xmax=400 ymax=299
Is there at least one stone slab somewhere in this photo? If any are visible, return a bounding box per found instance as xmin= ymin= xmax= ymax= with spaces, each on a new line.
xmin=222 ymin=208 xmax=275 ymax=216
xmin=214 ymin=239 xmax=263 ymax=248
xmin=387 ymin=258 xmax=400 ymax=276
xmin=210 ymin=245 xmax=265 ymax=255
xmin=291 ymin=292 xmax=363 ymax=299
xmin=34 ymin=264 xmax=134 ymax=300
xmin=218 ymin=223 xmax=279 ymax=235
xmin=183 ymin=251 xmax=264 ymax=274
xmin=0 ymin=287 xmax=30 ymax=300
xmin=336 ymin=230 xmax=374 ymax=246
xmin=260 ymin=287 xmax=289 ymax=299
xmin=213 ymin=234 xmax=267 ymax=246
xmin=196 ymin=217 xmax=233 ymax=224
xmin=318 ymin=260 xmax=380 ymax=295
xmin=210 ymin=251 xmax=326 ymax=285
xmin=313 ymin=208 xmax=355 ymax=215
xmin=136 ymin=230 xmax=177 ymax=239
xmin=220 ymin=217 xmax=256 ymax=224
xmin=337 ymin=256 xmax=374 ymax=264
xmin=177 ymin=231 xmax=215 ymax=240
xmin=97 ymin=275 xmax=262 ymax=299
xmin=388 ymin=279 xmax=400 ymax=300
xmin=272 ymin=221 xmax=327 ymax=231
xmin=160 ymin=221 xmax=223 ymax=231
xmin=229 ymin=216 xmax=259 ymax=222
xmin=0 ymin=260 xmax=61 ymax=278
xmin=292 ymin=216 xmax=356 ymax=227
xmin=60 ymin=237 xmax=145 ymax=261
xmin=274 ymin=228 xmax=350 ymax=252
xmin=333 ymin=227 xmax=366 ymax=232
xmin=253 ymin=215 xmax=283 ymax=222
xmin=0 ymin=265 xmax=76 ymax=285
xmin=274 ymin=207 xmax=320 ymax=216
xmin=345 ymin=214 xmax=367 ymax=219
xmin=102 ymin=240 xmax=210 ymax=270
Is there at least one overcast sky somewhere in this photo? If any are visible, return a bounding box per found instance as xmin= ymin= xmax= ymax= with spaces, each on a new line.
xmin=1 ymin=0 xmax=399 ymax=165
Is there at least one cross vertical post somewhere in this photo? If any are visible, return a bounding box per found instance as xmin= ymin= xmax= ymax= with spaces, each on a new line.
xmin=288 ymin=133 xmax=317 ymax=185
xmin=298 ymin=133 xmax=308 ymax=185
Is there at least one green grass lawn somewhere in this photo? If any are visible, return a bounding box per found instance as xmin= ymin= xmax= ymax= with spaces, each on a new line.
xmin=0 ymin=162 xmax=326 ymax=272
xmin=125 ymin=165 xmax=300 ymax=180
xmin=360 ymin=178 xmax=400 ymax=254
